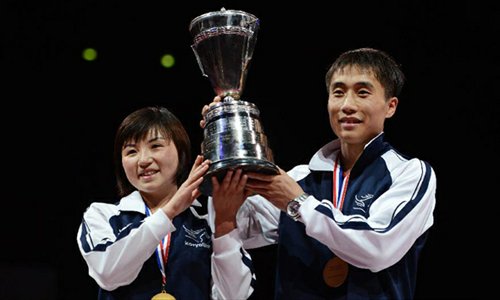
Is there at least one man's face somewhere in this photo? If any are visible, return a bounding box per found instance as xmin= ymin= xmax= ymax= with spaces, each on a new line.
xmin=327 ymin=66 xmax=397 ymax=146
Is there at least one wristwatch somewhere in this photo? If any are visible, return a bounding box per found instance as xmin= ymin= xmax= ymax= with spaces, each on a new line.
xmin=286 ymin=193 xmax=310 ymax=221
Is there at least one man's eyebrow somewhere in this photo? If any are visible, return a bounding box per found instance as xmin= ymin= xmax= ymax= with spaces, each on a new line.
xmin=355 ymin=81 xmax=375 ymax=88
xmin=331 ymin=81 xmax=345 ymax=88
xmin=332 ymin=81 xmax=375 ymax=88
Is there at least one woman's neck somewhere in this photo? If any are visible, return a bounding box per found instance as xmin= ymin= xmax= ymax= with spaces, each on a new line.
xmin=141 ymin=187 xmax=177 ymax=213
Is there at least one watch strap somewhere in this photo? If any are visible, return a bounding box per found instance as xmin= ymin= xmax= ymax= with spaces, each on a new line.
xmin=287 ymin=193 xmax=310 ymax=221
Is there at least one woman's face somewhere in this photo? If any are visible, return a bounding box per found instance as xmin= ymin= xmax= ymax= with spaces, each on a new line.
xmin=121 ymin=129 xmax=179 ymax=198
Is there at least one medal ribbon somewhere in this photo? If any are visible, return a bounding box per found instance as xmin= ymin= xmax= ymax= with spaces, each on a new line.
xmin=145 ymin=205 xmax=172 ymax=289
xmin=333 ymin=154 xmax=350 ymax=210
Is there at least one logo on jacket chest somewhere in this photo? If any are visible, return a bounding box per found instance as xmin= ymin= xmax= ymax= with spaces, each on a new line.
xmin=183 ymin=225 xmax=211 ymax=249
xmin=353 ymin=193 xmax=374 ymax=213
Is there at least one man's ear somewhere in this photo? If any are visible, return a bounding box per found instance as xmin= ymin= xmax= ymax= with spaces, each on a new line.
xmin=386 ymin=97 xmax=398 ymax=118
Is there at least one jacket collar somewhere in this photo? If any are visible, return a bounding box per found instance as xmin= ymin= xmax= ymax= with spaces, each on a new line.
xmin=309 ymin=132 xmax=387 ymax=172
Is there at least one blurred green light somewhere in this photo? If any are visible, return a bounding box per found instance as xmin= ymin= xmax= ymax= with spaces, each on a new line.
xmin=161 ymin=54 xmax=175 ymax=68
xmin=82 ymin=48 xmax=98 ymax=61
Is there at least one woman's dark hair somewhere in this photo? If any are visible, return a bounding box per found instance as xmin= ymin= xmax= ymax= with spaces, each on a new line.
xmin=113 ymin=106 xmax=191 ymax=197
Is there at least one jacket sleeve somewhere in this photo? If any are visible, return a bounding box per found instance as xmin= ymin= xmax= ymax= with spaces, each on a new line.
xmin=207 ymin=194 xmax=280 ymax=299
xmin=76 ymin=203 xmax=174 ymax=290
xmin=236 ymin=194 xmax=281 ymax=249
xmin=210 ymin=230 xmax=255 ymax=299
xmin=299 ymin=158 xmax=436 ymax=272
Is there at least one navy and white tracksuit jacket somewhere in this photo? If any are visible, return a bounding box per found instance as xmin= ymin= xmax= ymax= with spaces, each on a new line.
xmin=233 ymin=133 xmax=436 ymax=299
xmin=77 ymin=191 xmax=255 ymax=299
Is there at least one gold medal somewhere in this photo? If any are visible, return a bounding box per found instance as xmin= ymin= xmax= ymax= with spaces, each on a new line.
xmin=151 ymin=289 xmax=176 ymax=300
xmin=323 ymin=256 xmax=348 ymax=287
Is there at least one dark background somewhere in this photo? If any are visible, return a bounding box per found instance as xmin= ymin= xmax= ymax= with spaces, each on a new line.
xmin=1 ymin=0 xmax=498 ymax=299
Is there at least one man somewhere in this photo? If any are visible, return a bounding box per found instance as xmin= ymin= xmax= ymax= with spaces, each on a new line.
xmin=208 ymin=47 xmax=436 ymax=299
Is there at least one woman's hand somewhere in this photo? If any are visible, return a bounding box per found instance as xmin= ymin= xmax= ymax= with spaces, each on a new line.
xmin=211 ymin=169 xmax=251 ymax=237
xmin=162 ymin=155 xmax=210 ymax=219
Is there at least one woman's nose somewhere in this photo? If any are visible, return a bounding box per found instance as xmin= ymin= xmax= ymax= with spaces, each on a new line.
xmin=138 ymin=151 xmax=153 ymax=165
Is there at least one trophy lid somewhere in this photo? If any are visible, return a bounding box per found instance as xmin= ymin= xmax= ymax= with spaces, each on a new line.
xmin=189 ymin=7 xmax=260 ymax=99
xmin=189 ymin=7 xmax=259 ymax=35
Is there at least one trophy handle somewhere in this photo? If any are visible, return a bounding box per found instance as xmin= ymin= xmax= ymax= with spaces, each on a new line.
xmin=191 ymin=44 xmax=207 ymax=77
xmin=244 ymin=19 xmax=259 ymax=63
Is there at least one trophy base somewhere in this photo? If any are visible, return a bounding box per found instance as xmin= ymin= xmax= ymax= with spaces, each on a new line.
xmin=200 ymin=158 xmax=279 ymax=196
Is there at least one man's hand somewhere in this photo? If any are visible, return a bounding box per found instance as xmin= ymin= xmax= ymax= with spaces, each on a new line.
xmin=200 ymin=96 xmax=222 ymax=128
xmin=245 ymin=167 xmax=304 ymax=211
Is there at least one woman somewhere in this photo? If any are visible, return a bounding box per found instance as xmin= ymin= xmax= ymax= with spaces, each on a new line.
xmin=77 ymin=106 xmax=254 ymax=299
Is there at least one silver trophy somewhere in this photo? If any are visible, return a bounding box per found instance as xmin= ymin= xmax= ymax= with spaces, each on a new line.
xmin=189 ymin=8 xmax=278 ymax=195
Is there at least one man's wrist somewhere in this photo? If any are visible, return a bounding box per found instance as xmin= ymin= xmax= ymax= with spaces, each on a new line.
xmin=286 ymin=193 xmax=310 ymax=221
xmin=214 ymin=220 xmax=237 ymax=238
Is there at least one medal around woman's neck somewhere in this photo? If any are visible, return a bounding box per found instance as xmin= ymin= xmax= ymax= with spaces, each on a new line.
xmin=152 ymin=289 xmax=175 ymax=300
xmin=146 ymin=205 xmax=176 ymax=300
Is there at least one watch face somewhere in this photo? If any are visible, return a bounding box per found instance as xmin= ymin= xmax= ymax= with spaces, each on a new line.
xmin=287 ymin=193 xmax=309 ymax=220
xmin=287 ymin=200 xmax=300 ymax=217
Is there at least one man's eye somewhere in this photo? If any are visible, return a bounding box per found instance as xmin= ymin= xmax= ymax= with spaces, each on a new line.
xmin=332 ymin=90 xmax=344 ymax=97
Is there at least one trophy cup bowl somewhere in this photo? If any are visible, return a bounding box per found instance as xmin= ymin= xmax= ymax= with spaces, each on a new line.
xmin=190 ymin=8 xmax=279 ymax=195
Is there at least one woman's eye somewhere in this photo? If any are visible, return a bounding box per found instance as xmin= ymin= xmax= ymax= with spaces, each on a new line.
xmin=123 ymin=149 xmax=136 ymax=156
